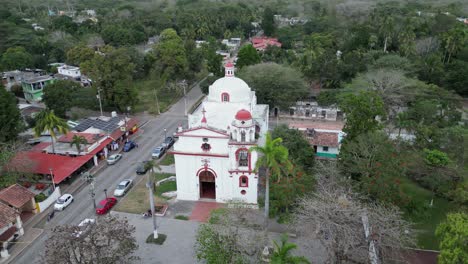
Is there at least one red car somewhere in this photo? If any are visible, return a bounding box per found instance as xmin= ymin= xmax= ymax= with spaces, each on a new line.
xmin=95 ymin=197 xmax=117 ymax=215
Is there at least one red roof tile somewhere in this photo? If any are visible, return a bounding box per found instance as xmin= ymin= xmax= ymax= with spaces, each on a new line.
xmin=308 ymin=131 xmax=339 ymax=147
xmin=0 ymin=184 xmax=35 ymax=209
xmin=30 ymin=142 xmax=52 ymax=152
xmin=0 ymin=203 xmax=18 ymax=229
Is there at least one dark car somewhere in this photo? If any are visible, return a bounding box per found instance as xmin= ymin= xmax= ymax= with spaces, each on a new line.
xmin=162 ymin=136 xmax=175 ymax=149
xmin=152 ymin=146 xmax=166 ymax=159
xmin=95 ymin=197 xmax=117 ymax=215
xmin=136 ymin=161 xmax=150 ymax=175
xmin=123 ymin=141 xmax=137 ymax=152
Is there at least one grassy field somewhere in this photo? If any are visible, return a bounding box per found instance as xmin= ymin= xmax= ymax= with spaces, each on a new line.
xmin=133 ymin=79 xmax=183 ymax=114
xmin=399 ymin=177 xmax=457 ymax=250
xmin=114 ymin=173 xmax=173 ymax=214
xmin=159 ymin=154 xmax=175 ymax=166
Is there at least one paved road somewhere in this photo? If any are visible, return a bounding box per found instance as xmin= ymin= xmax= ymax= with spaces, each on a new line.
xmin=12 ymin=84 xmax=204 ymax=264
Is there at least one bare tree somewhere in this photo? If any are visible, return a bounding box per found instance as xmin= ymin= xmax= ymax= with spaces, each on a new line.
xmin=292 ymin=163 xmax=415 ymax=264
xmin=415 ymin=37 xmax=440 ymax=56
xmin=43 ymin=216 xmax=139 ymax=264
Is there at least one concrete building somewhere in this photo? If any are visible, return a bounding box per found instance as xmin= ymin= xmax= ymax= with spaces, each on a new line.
xmin=172 ymin=62 xmax=269 ymax=204
xmin=22 ymin=75 xmax=55 ymax=103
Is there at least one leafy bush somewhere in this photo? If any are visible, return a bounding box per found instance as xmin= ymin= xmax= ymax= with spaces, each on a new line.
xmin=35 ymin=193 xmax=47 ymax=202
xmin=175 ymin=215 xmax=189 ymax=220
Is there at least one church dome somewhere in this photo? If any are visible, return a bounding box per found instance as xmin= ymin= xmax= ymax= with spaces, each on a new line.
xmin=208 ymin=77 xmax=252 ymax=103
xmin=235 ymin=109 xmax=252 ymax=121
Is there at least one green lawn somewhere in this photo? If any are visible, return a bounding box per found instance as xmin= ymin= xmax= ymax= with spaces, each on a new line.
xmin=156 ymin=181 xmax=177 ymax=198
xmin=153 ymin=172 xmax=174 ymax=182
xmin=399 ymin=176 xmax=457 ymax=250
xmin=159 ymin=154 xmax=175 ymax=166
xmin=133 ymin=79 xmax=183 ymax=114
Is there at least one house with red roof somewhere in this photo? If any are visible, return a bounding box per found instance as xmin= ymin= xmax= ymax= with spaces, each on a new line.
xmin=251 ymin=36 xmax=282 ymax=51
xmin=0 ymin=202 xmax=23 ymax=260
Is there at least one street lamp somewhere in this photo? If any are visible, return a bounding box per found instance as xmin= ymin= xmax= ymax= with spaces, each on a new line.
xmin=103 ymin=189 xmax=108 ymax=199
xmin=164 ymin=128 xmax=167 ymax=139
xmin=96 ymin=88 xmax=103 ymax=117
xmin=49 ymin=168 xmax=56 ymax=190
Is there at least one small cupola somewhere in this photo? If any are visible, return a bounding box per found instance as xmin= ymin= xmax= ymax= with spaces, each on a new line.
xmin=225 ymin=62 xmax=235 ymax=77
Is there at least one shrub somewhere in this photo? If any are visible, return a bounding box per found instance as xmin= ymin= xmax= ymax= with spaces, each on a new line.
xmin=175 ymin=215 xmax=189 ymax=221
xmin=35 ymin=183 xmax=46 ymax=190
xmin=35 ymin=193 xmax=47 ymax=202
xmin=23 ymin=182 xmax=32 ymax=188
xmin=146 ymin=233 xmax=167 ymax=245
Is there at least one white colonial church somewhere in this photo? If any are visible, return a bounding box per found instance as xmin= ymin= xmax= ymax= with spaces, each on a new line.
xmin=172 ymin=62 xmax=269 ymax=204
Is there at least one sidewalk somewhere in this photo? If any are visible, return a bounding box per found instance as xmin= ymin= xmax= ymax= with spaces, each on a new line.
xmin=2 ymin=228 xmax=42 ymax=264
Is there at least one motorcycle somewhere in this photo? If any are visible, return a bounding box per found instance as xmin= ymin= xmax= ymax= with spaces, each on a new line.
xmin=142 ymin=210 xmax=152 ymax=218
xmin=47 ymin=211 xmax=55 ymax=222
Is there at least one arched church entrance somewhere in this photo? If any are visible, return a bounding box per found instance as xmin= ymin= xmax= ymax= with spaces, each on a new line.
xmin=199 ymin=171 xmax=216 ymax=199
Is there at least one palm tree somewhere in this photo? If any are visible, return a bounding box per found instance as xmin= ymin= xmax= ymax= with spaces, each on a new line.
xmin=144 ymin=160 xmax=161 ymax=239
xmin=70 ymin=135 xmax=88 ymax=155
xmin=250 ymin=133 xmax=290 ymax=229
xmin=271 ymin=234 xmax=310 ymax=264
xmin=34 ymin=109 xmax=69 ymax=154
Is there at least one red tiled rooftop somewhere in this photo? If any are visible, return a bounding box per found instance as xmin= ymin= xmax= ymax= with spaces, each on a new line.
xmin=308 ymin=131 xmax=339 ymax=147
xmin=0 ymin=202 xmax=18 ymax=229
xmin=0 ymin=184 xmax=35 ymax=209
xmin=30 ymin=142 xmax=52 ymax=152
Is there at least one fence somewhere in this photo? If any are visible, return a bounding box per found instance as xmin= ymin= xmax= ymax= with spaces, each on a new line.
xmin=36 ymin=187 xmax=61 ymax=213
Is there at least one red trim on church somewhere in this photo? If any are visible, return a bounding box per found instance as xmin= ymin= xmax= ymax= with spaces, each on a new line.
xmin=239 ymin=175 xmax=249 ymax=187
xmin=178 ymin=134 xmax=229 ymax=139
xmin=196 ymin=167 xmax=218 ymax=178
xmin=235 ymin=148 xmax=252 ymax=171
xmin=169 ymin=151 xmax=229 ymax=158
xmin=221 ymin=92 xmax=230 ymax=102
xmin=175 ymin=126 xmax=229 ymax=137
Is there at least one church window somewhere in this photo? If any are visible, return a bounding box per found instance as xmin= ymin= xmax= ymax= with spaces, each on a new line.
xmin=221 ymin=92 xmax=230 ymax=102
xmin=239 ymin=176 xmax=248 ymax=187
xmin=241 ymin=131 xmax=246 ymax=142
xmin=238 ymin=150 xmax=249 ymax=167
xmin=241 ymin=190 xmax=246 ymax=195
xmin=201 ymin=143 xmax=211 ymax=151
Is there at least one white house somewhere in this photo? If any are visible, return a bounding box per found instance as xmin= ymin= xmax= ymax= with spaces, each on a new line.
xmin=57 ymin=65 xmax=81 ymax=79
xmin=172 ymin=62 xmax=269 ymax=204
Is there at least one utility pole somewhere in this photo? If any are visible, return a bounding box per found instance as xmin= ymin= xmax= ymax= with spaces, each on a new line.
xmin=49 ymin=168 xmax=56 ymax=190
xmin=82 ymin=172 xmax=96 ymax=209
xmin=97 ymin=88 xmax=103 ymax=117
xmin=361 ymin=212 xmax=379 ymax=264
xmin=147 ymin=166 xmax=158 ymax=239
xmin=183 ymin=80 xmax=187 ymax=116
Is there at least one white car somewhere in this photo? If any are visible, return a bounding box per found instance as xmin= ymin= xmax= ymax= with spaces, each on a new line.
xmin=54 ymin=194 xmax=74 ymax=211
xmin=74 ymin=218 xmax=95 ymax=237
xmin=113 ymin=179 xmax=133 ymax=197
xmin=107 ymin=154 xmax=122 ymax=165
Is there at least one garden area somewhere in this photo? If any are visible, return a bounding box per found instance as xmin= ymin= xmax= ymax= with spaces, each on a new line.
xmin=114 ymin=172 xmax=176 ymax=215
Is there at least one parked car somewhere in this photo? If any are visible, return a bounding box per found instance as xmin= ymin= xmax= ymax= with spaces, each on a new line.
xmin=107 ymin=154 xmax=122 ymax=165
xmin=152 ymin=146 xmax=166 ymax=159
xmin=113 ymin=179 xmax=133 ymax=197
xmin=74 ymin=218 xmax=95 ymax=237
xmin=95 ymin=197 xmax=117 ymax=215
xmin=136 ymin=161 xmax=150 ymax=175
xmin=54 ymin=194 xmax=74 ymax=211
xmin=123 ymin=141 xmax=137 ymax=152
xmin=162 ymin=136 xmax=175 ymax=149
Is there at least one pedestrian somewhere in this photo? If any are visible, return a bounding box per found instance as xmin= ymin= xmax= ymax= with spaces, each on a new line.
xmin=136 ymin=143 xmax=139 ymax=148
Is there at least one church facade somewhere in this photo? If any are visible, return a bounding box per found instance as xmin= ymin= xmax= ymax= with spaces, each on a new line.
xmin=172 ymin=63 xmax=269 ymax=204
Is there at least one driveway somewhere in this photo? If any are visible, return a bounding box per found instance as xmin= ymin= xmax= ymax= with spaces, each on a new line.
xmin=11 ymin=83 xmax=204 ymax=264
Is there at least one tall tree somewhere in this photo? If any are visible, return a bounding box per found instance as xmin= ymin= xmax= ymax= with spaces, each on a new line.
xmin=238 ymin=63 xmax=308 ymax=109
xmin=236 ymin=44 xmax=261 ymax=69
xmin=250 ymin=133 xmax=291 ymax=228
xmin=271 ymin=125 xmax=315 ymax=170
xmin=44 ymin=216 xmax=139 ymax=263
xmin=66 ymin=45 xmax=95 ymax=66
xmin=0 ymin=46 xmax=33 ymax=70
xmin=261 ymin=7 xmax=276 ymax=36
xmin=0 ymin=85 xmax=23 ymax=142
xmin=34 ymin=109 xmax=69 ymax=154
xmin=435 ymin=212 xmax=468 ymax=264
xmin=339 ymin=91 xmax=385 ymax=141
xmin=70 ymin=135 xmax=88 ymax=155
xmin=151 ymin=28 xmax=188 ymax=81
xmin=43 ymin=80 xmax=80 ymax=118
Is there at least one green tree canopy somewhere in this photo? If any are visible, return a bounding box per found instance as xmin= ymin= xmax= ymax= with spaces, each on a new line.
xmin=238 ymin=63 xmax=308 ymax=109
xmin=34 ymin=109 xmax=69 ymax=154
xmin=43 ymin=80 xmax=80 ymax=118
xmin=272 ymin=125 xmax=315 ymax=170
xmin=66 ymin=45 xmax=95 ymax=66
xmin=151 ymin=28 xmax=188 ymax=81
xmin=0 ymin=85 xmax=22 ymax=142
xmin=236 ymin=44 xmax=261 ymax=69
xmin=339 ymin=90 xmax=385 ymax=141
xmin=261 ymin=7 xmax=276 ymax=36
xmin=0 ymin=46 xmax=33 ymax=70
xmin=435 ymin=212 xmax=468 ymax=264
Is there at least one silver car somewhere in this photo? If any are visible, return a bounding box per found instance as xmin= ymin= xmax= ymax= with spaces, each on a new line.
xmin=113 ymin=179 xmax=133 ymax=197
xmin=107 ymin=154 xmax=122 ymax=165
